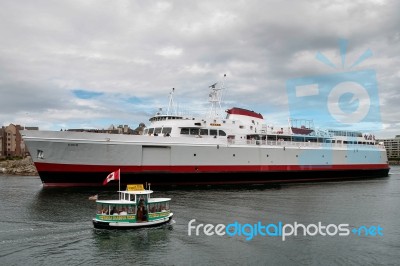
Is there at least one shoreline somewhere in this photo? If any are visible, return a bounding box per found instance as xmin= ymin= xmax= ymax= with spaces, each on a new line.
xmin=0 ymin=157 xmax=38 ymax=176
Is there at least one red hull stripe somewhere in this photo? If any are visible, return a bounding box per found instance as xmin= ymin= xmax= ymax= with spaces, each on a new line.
xmin=35 ymin=162 xmax=389 ymax=173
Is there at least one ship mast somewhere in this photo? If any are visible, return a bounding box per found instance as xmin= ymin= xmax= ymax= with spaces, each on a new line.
xmin=208 ymin=74 xmax=227 ymax=118
xmin=166 ymin=88 xmax=176 ymax=115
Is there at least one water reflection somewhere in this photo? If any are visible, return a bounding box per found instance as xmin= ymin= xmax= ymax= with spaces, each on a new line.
xmin=92 ymin=224 xmax=174 ymax=263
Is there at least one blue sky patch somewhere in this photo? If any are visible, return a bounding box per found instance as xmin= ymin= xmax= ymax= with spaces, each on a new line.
xmin=73 ymin=89 xmax=104 ymax=99
xmin=126 ymin=96 xmax=143 ymax=104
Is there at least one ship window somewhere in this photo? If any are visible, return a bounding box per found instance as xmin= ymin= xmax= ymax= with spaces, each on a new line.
xmin=200 ymin=129 xmax=208 ymax=135
xmin=181 ymin=128 xmax=189 ymax=135
xmin=218 ymin=130 xmax=226 ymax=136
xmin=148 ymin=128 xmax=154 ymax=134
xmin=143 ymin=129 xmax=148 ymax=135
xmin=194 ymin=122 xmax=201 ymax=126
xmin=190 ymin=128 xmax=199 ymax=135
xmin=154 ymin=128 xmax=162 ymax=134
xmin=162 ymin=127 xmax=172 ymax=134
xmin=210 ymin=129 xmax=218 ymax=136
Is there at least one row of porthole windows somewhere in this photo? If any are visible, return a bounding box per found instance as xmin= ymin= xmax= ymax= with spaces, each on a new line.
xmin=265 ymin=154 xmax=371 ymax=159
xmin=193 ymin=153 xmax=370 ymax=159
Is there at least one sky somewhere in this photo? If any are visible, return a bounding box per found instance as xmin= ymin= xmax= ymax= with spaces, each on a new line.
xmin=0 ymin=0 xmax=399 ymax=138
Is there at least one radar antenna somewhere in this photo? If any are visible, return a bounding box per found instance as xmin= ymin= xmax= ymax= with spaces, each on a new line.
xmin=208 ymin=74 xmax=227 ymax=118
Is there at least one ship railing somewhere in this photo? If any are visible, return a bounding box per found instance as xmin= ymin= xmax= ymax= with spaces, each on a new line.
xmin=228 ymin=139 xmax=385 ymax=149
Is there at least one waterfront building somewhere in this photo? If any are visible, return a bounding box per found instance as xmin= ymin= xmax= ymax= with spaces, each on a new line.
xmin=0 ymin=127 xmax=4 ymax=158
xmin=379 ymin=135 xmax=400 ymax=161
xmin=0 ymin=124 xmax=39 ymax=158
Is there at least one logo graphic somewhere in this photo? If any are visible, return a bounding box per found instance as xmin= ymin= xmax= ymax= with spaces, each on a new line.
xmin=188 ymin=219 xmax=383 ymax=241
xmin=286 ymin=39 xmax=381 ymax=131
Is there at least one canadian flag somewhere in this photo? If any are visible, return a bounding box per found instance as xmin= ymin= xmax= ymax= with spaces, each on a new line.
xmin=103 ymin=169 xmax=120 ymax=185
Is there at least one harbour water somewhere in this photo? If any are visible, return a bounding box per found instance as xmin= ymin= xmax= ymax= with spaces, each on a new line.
xmin=1 ymin=168 xmax=400 ymax=265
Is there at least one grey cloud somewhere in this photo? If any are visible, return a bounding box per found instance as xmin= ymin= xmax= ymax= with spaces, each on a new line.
xmin=0 ymin=0 xmax=399 ymax=136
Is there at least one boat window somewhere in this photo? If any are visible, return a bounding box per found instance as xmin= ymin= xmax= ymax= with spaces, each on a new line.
xmin=162 ymin=127 xmax=172 ymax=134
xmin=219 ymin=130 xmax=226 ymax=136
xmin=148 ymin=128 xmax=154 ymax=134
xmin=210 ymin=129 xmax=218 ymax=136
xmin=143 ymin=129 xmax=148 ymax=135
xmin=149 ymin=203 xmax=157 ymax=213
xmin=123 ymin=193 xmax=129 ymax=201
xmin=97 ymin=204 xmax=105 ymax=214
xmin=181 ymin=128 xmax=189 ymax=135
xmin=149 ymin=203 xmax=160 ymax=213
xmin=200 ymin=129 xmax=208 ymax=135
xmin=127 ymin=206 xmax=135 ymax=214
xmin=97 ymin=204 xmax=130 ymax=215
xmin=154 ymin=128 xmax=162 ymax=134
xmin=190 ymin=128 xmax=199 ymax=135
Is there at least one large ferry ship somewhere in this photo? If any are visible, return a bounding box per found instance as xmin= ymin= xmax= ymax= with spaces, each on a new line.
xmin=22 ymin=80 xmax=389 ymax=187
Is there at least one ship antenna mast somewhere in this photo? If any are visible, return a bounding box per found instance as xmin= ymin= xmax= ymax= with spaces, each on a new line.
xmin=166 ymin=88 xmax=176 ymax=115
xmin=208 ymin=74 xmax=227 ymax=118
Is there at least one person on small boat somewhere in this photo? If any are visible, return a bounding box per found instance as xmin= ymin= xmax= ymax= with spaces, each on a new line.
xmin=137 ymin=199 xmax=147 ymax=222
xmin=110 ymin=206 xmax=118 ymax=215
xmin=119 ymin=208 xmax=127 ymax=215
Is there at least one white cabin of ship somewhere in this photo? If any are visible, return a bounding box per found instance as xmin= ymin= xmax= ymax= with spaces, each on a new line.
xmin=143 ymin=107 xmax=265 ymax=140
xmin=142 ymin=104 xmax=378 ymax=146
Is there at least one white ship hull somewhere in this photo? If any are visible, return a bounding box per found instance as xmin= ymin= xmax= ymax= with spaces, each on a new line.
xmin=21 ymin=130 xmax=389 ymax=187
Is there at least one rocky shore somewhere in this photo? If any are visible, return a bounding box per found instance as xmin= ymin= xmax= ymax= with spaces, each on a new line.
xmin=0 ymin=157 xmax=38 ymax=176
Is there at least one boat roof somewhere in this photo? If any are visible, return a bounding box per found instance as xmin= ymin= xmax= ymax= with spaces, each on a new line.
xmin=118 ymin=190 xmax=153 ymax=195
xmin=96 ymin=198 xmax=171 ymax=204
xmin=97 ymin=199 xmax=134 ymax=204
xmin=148 ymin=198 xmax=171 ymax=203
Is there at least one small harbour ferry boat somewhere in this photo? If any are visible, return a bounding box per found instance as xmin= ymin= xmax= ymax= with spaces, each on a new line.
xmin=92 ymin=184 xmax=173 ymax=229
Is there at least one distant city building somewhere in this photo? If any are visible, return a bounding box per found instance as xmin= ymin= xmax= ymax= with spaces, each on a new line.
xmin=67 ymin=123 xmax=145 ymax=135
xmin=133 ymin=123 xmax=146 ymax=135
xmin=0 ymin=124 xmax=39 ymax=158
xmin=379 ymin=135 xmax=400 ymax=161
xmin=0 ymin=127 xmax=4 ymax=158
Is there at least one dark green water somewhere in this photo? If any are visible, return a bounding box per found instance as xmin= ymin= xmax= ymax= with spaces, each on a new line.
xmin=1 ymin=168 xmax=400 ymax=265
